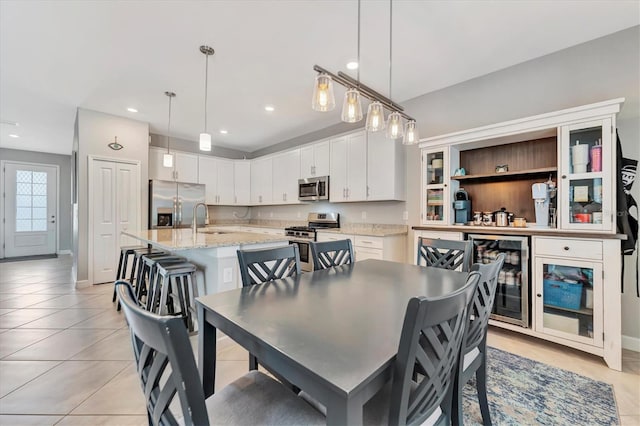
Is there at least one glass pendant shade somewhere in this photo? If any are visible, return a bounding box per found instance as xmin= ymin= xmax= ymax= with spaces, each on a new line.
xmin=341 ymin=88 xmax=363 ymax=123
xmin=163 ymin=153 xmax=174 ymax=168
xmin=402 ymin=120 xmax=420 ymax=145
xmin=365 ymin=102 xmax=386 ymax=132
xmin=312 ymin=74 xmax=336 ymax=112
xmin=385 ymin=111 xmax=404 ymax=139
xmin=199 ymin=133 xmax=212 ymax=151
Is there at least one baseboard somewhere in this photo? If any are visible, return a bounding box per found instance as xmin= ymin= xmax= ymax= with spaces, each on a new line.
xmin=75 ymin=279 xmax=90 ymax=288
xmin=622 ymin=335 xmax=640 ymax=352
xmin=57 ymin=249 xmax=72 ymax=255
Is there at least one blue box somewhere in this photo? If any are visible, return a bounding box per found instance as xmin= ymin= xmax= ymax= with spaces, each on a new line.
xmin=543 ymin=279 xmax=583 ymax=310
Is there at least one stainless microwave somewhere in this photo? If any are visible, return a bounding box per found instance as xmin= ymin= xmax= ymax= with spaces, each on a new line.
xmin=298 ymin=176 xmax=329 ymax=201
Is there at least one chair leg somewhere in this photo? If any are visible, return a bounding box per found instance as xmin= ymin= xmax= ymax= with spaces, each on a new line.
xmin=476 ymin=360 xmax=492 ymax=426
xmin=249 ymin=354 xmax=259 ymax=371
xmin=452 ymin=367 xmax=463 ymax=426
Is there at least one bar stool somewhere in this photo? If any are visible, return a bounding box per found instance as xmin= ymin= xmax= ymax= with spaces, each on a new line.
xmin=113 ymin=245 xmax=146 ymax=305
xmin=137 ymin=253 xmax=184 ymax=305
xmin=155 ymin=262 xmax=199 ymax=332
xmin=143 ymin=255 xmax=186 ymax=310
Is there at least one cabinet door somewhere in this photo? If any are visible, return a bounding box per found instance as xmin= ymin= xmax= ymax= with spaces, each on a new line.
xmin=300 ymin=146 xmax=315 ymax=178
xmin=251 ymin=157 xmax=272 ymax=204
xmin=216 ymin=159 xmax=235 ymax=205
xmin=149 ymin=148 xmax=175 ymax=181
xmin=314 ymin=141 xmax=331 ymax=177
xmin=559 ymin=118 xmax=613 ymax=231
xmin=346 ymin=131 xmax=367 ymax=201
xmin=234 ymin=161 xmax=251 ymax=205
xmin=271 ymin=153 xmax=288 ymax=204
xmin=421 ymin=148 xmax=450 ymax=224
xmin=367 ymin=131 xmax=396 ymax=200
xmin=330 ymin=136 xmax=348 ymax=202
xmin=198 ymin=156 xmax=219 ymax=204
xmin=282 ymin=149 xmax=301 ymax=204
xmin=534 ymin=256 xmax=603 ymax=347
xmin=175 ymin=152 xmax=199 ymax=184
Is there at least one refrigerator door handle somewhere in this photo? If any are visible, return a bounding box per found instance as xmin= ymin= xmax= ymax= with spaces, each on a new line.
xmin=173 ymin=197 xmax=178 ymax=226
xmin=177 ymin=199 xmax=183 ymax=225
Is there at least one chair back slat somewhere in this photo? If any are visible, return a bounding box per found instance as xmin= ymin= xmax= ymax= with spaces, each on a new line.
xmin=237 ymin=245 xmax=301 ymax=286
xmin=310 ymin=239 xmax=355 ymax=270
xmin=116 ymin=280 xmax=209 ymax=426
xmin=417 ymin=237 xmax=473 ymax=272
xmin=464 ymin=253 xmax=506 ymax=353
xmin=388 ymin=271 xmax=480 ymax=426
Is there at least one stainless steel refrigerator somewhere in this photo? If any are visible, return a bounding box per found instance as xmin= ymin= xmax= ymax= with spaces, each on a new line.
xmin=149 ymin=180 xmax=206 ymax=229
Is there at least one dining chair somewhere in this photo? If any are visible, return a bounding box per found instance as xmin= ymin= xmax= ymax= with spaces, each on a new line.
xmin=452 ymin=252 xmax=505 ymax=426
xmin=417 ymin=237 xmax=473 ymax=272
xmin=115 ymin=280 xmax=324 ymax=426
xmin=236 ymin=244 xmax=301 ymax=374
xmin=309 ymin=239 xmax=355 ymax=270
xmin=300 ymin=271 xmax=480 ymax=426
xmin=237 ymin=244 xmax=301 ymax=287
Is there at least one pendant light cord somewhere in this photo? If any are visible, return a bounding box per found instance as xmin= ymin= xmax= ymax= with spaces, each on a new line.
xmin=388 ymin=0 xmax=392 ymax=100
xmin=356 ymin=0 xmax=360 ymax=88
xmin=204 ymin=53 xmax=209 ymax=133
xmin=167 ymin=95 xmax=172 ymax=153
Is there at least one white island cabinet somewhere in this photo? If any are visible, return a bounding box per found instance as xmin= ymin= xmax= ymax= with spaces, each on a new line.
xmin=316 ymin=231 xmax=406 ymax=263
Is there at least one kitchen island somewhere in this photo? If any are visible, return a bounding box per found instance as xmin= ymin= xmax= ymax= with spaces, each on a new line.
xmin=122 ymin=228 xmax=289 ymax=295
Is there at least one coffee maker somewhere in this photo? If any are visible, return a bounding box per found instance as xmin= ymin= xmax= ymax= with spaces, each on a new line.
xmin=532 ymin=183 xmax=549 ymax=227
xmin=453 ymin=189 xmax=472 ymax=224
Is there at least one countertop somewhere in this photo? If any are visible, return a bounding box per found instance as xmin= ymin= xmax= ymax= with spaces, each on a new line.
xmin=122 ymin=229 xmax=290 ymax=251
xmin=411 ymin=224 xmax=626 ymax=239
xmin=209 ymin=221 xmax=408 ymax=237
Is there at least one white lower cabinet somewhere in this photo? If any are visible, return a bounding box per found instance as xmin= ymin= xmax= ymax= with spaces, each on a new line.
xmin=316 ymin=232 xmax=406 ymax=263
xmin=531 ymin=236 xmax=620 ymax=370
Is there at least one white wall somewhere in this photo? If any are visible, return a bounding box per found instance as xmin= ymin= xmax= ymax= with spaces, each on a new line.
xmin=73 ymin=108 xmax=149 ymax=285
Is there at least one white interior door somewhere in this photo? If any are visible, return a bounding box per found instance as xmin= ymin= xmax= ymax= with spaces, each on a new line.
xmin=116 ymin=163 xmax=140 ymax=249
xmin=3 ymin=162 xmax=57 ymax=257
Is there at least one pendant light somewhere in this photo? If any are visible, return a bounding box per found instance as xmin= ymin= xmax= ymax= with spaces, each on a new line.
xmin=199 ymin=45 xmax=214 ymax=152
xmin=163 ymin=91 xmax=176 ymax=168
xmin=312 ymin=73 xmax=335 ymax=112
xmin=402 ymin=120 xmax=419 ymax=145
xmin=341 ymin=0 xmax=363 ymax=123
xmin=385 ymin=0 xmax=402 ymax=139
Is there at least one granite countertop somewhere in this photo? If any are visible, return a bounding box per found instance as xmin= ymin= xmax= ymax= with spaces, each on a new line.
xmin=315 ymin=224 xmax=408 ymax=237
xmin=122 ymin=229 xmax=289 ymax=251
xmin=411 ymin=224 xmax=626 ymax=239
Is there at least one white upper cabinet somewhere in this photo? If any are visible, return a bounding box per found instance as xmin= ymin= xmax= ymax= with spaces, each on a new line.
xmin=234 ymin=161 xmax=251 ymax=205
xmin=149 ymin=147 xmax=199 ymax=183
xmin=366 ymin=131 xmax=406 ymax=201
xmin=272 ymin=149 xmax=301 ymax=204
xmin=330 ymin=132 xmax=367 ymax=202
xmin=251 ymin=157 xmax=273 ymax=204
xmin=300 ymin=140 xmax=330 ymax=178
xmin=197 ymin=157 xmax=234 ymax=205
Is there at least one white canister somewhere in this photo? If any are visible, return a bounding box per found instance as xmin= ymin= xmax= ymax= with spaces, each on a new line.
xmin=431 ymin=158 xmax=443 ymax=168
xmin=571 ymin=142 xmax=590 ymax=173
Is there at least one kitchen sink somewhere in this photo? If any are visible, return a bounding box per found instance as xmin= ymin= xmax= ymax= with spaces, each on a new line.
xmin=197 ymin=229 xmax=231 ymax=235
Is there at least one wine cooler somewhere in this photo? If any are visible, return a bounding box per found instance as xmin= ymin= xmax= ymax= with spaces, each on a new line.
xmin=469 ymin=235 xmax=529 ymax=327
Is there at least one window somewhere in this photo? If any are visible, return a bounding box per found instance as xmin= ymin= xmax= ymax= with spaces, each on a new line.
xmin=15 ymin=170 xmax=47 ymax=232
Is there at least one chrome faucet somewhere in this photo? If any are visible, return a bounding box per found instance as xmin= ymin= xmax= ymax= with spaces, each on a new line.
xmin=192 ymin=203 xmax=210 ymax=234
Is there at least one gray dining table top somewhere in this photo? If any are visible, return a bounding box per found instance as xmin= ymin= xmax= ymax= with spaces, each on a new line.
xmin=196 ymin=259 xmax=468 ymax=397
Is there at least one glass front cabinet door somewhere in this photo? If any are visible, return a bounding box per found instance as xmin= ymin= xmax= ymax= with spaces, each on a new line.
xmin=559 ymin=118 xmax=614 ymax=231
xmin=534 ymin=256 xmax=603 ymax=347
xmin=421 ymin=147 xmax=456 ymax=225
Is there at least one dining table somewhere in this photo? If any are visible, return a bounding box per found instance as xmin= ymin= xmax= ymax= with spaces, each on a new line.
xmin=196 ymin=259 xmax=468 ymax=425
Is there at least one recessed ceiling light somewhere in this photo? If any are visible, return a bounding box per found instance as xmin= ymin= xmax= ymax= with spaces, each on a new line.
xmin=219 ymin=129 xmax=228 ymax=134
xmin=8 ymin=134 xmax=19 ymax=138
xmin=264 ymin=105 xmax=275 ymax=112
xmin=127 ymin=107 xmax=138 ymax=113
xmin=346 ymin=61 xmax=359 ymax=70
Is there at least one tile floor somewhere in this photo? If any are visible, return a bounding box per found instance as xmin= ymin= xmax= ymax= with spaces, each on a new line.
xmin=0 ymin=255 xmax=638 ymax=425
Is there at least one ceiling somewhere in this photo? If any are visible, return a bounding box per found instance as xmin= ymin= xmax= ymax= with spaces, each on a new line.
xmin=1 ymin=1 xmax=638 ymax=156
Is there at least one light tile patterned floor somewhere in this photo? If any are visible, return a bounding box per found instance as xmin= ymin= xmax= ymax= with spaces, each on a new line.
xmin=0 ymin=255 xmax=638 ymax=425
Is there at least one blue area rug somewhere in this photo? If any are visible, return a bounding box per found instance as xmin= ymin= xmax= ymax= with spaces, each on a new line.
xmin=462 ymin=347 xmax=619 ymax=425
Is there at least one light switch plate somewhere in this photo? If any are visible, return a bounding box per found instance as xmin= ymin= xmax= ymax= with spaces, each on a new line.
xmin=223 ymin=268 xmax=233 ymax=283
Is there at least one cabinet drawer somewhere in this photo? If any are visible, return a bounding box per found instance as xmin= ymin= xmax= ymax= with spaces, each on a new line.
xmin=535 ymin=237 xmax=602 ymax=260
xmin=356 ymin=247 xmax=384 ymax=261
xmin=317 ymin=233 xmax=354 ymax=243
xmin=354 ymin=235 xmax=384 ymax=249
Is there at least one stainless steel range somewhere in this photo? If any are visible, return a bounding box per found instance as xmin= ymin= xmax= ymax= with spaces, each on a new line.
xmin=285 ymin=212 xmax=339 ymax=271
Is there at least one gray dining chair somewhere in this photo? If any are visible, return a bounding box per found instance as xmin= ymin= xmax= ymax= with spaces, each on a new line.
xmin=115 ymin=280 xmax=323 ymax=426
xmin=453 ymin=253 xmax=505 ymax=426
xmin=237 ymin=244 xmax=301 ymax=287
xmin=417 ymin=237 xmax=473 ymax=272
xmin=301 ymin=271 xmax=480 ymax=426
xmin=309 ymin=239 xmax=355 ymax=270
xmin=236 ymin=244 xmax=301 ymax=374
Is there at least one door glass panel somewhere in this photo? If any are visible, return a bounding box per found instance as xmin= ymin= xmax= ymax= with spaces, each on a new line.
xmin=569 ymin=178 xmax=602 ymax=224
xmin=14 ymin=170 xmax=48 ymax=232
xmin=426 ymin=152 xmax=444 ymax=184
xmin=569 ymin=127 xmax=601 ymax=175
xmin=542 ymin=263 xmax=594 ymax=338
xmin=426 ymin=189 xmax=444 ymax=221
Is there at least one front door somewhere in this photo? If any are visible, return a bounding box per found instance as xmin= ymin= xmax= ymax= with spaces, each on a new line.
xmin=3 ymin=162 xmax=58 ymax=257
